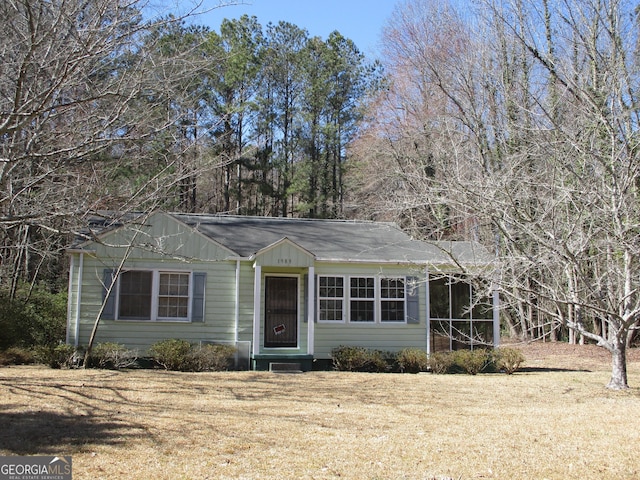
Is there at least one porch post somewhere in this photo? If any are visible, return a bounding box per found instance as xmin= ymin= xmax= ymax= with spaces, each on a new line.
xmin=252 ymin=263 xmax=262 ymax=357
xmin=307 ymin=266 xmax=315 ymax=355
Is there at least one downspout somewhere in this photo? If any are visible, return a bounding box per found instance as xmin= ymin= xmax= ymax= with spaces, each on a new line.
xmin=234 ymin=259 xmax=240 ymax=344
xmin=65 ymin=254 xmax=75 ymax=344
xmin=74 ymin=252 xmax=84 ymax=347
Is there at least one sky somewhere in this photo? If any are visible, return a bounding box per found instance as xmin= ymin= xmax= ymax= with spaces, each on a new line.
xmin=196 ymin=0 xmax=400 ymax=57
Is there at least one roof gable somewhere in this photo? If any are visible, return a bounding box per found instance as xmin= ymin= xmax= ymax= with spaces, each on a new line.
xmin=253 ymin=237 xmax=315 ymax=267
xmin=73 ymin=211 xmax=235 ymax=261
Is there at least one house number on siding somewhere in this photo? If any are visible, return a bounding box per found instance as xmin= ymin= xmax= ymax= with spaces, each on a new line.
xmin=277 ymin=258 xmax=292 ymax=264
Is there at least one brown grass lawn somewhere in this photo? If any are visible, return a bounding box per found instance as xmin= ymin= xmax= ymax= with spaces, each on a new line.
xmin=1 ymin=343 xmax=640 ymax=480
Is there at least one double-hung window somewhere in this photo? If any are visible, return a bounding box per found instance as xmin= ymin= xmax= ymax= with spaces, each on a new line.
xmin=350 ymin=277 xmax=375 ymax=322
xmin=157 ymin=272 xmax=190 ymax=319
xmin=118 ymin=271 xmax=153 ymax=319
xmin=103 ymin=270 xmax=203 ymax=322
xmin=318 ymin=275 xmax=407 ymax=324
xmin=380 ymin=277 xmax=405 ymax=322
xmin=318 ymin=276 xmax=345 ymax=322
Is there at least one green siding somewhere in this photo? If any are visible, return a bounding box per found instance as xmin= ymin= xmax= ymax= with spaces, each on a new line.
xmin=236 ymin=263 xmax=256 ymax=344
xmin=70 ymin=253 xmax=428 ymax=357
xmin=312 ymin=262 xmax=428 ymax=358
xmin=313 ymin=324 xmax=427 ymax=359
xmin=87 ymin=212 xmax=233 ymax=262
xmin=74 ymin=254 xmax=239 ymax=353
xmin=68 ymin=213 xmax=436 ymax=362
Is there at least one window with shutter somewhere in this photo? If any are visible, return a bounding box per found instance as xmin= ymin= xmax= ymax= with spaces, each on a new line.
xmin=380 ymin=277 xmax=405 ymax=322
xmin=101 ymin=270 xmax=205 ymax=322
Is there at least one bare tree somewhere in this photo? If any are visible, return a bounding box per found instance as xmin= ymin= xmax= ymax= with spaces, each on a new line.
xmin=0 ymin=0 xmax=230 ymax=293
xmin=353 ymin=0 xmax=640 ymax=388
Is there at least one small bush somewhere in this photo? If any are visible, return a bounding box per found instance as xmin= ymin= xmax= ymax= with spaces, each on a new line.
xmin=493 ymin=347 xmax=525 ymax=374
xmin=428 ymin=352 xmax=455 ymax=374
xmin=0 ymin=347 xmax=35 ymax=366
xmin=88 ymin=342 xmax=138 ymax=369
xmin=451 ymin=349 xmax=491 ymax=375
xmin=187 ymin=344 xmax=237 ymax=372
xmin=34 ymin=344 xmax=80 ymax=369
xmin=149 ymin=339 xmax=192 ymax=371
xmin=332 ymin=345 xmax=367 ymax=371
xmin=396 ymin=348 xmax=429 ymax=373
xmin=331 ymin=346 xmax=389 ymax=373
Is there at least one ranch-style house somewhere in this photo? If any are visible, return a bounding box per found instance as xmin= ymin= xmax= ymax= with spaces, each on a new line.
xmin=66 ymin=211 xmax=499 ymax=370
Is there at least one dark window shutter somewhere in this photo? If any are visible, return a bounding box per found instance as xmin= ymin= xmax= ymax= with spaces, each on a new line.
xmin=406 ymin=276 xmax=420 ymax=324
xmin=191 ymin=272 xmax=206 ymax=322
xmin=101 ymin=269 xmax=116 ymax=320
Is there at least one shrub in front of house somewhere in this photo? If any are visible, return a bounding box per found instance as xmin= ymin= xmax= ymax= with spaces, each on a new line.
xmin=149 ymin=339 xmax=193 ymax=371
xmin=34 ymin=343 xmax=81 ymax=369
xmin=88 ymin=342 xmax=138 ymax=369
xmin=493 ymin=347 xmax=525 ymax=374
xmin=331 ymin=345 xmax=390 ymax=373
xmin=330 ymin=346 xmax=524 ymax=375
xmin=450 ymin=349 xmax=492 ymax=375
xmin=187 ymin=344 xmax=237 ymax=372
xmin=149 ymin=339 xmax=237 ymax=372
xmin=428 ymin=351 xmax=455 ymax=374
xmin=396 ymin=348 xmax=429 ymax=373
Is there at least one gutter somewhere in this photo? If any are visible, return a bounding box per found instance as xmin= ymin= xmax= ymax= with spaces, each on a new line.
xmin=65 ymin=248 xmax=96 ymax=254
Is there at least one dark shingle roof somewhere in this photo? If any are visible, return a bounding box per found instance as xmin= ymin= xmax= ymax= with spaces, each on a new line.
xmin=171 ymin=214 xmax=492 ymax=264
xmin=74 ymin=212 xmax=493 ymax=265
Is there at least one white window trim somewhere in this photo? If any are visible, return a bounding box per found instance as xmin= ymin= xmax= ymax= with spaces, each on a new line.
xmin=317 ymin=275 xmax=346 ymax=324
xmin=317 ymin=275 xmax=408 ymax=325
xmin=347 ymin=275 xmax=376 ymax=323
xmin=116 ymin=269 xmax=193 ymax=322
xmin=379 ymin=276 xmax=407 ymax=324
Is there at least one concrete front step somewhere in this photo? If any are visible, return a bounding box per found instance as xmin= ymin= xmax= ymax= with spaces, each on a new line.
xmin=252 ymin=354 xmax=313 ymax=371
xmin=269 ymin=362 xmax=303 ymax=373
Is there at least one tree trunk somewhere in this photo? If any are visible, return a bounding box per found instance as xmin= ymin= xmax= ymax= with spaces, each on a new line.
xmin=607 ymin=341 xmax=628 ymax=390
xmin=626 ymin=323 xmax=638 ymax=348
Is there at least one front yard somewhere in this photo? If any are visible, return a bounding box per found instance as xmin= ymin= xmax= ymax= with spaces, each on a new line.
xmin=1 ymin=343 xmax=639 ymax=479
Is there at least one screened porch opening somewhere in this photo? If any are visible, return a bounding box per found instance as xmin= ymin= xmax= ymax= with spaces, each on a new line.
xmin=429 ymin=275 xmax=494 ymax=352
